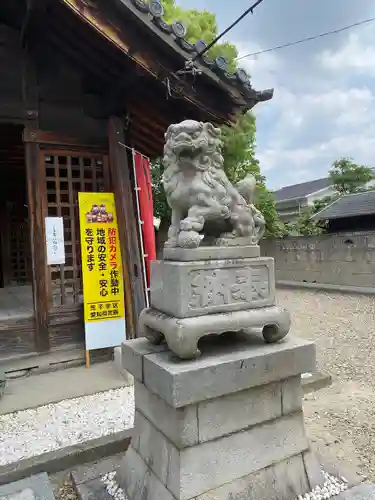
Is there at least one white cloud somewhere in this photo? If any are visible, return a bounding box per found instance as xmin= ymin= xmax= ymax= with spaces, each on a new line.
xmin=319 ymin=131 xmax=375 ymax=164
xmin=228 ymin=23 xmax=375 ymax=188
xmin=259 ymin=122 xmax=375 ymax=188
xmin=258 ymin=145 xmax=322 ymax=174
xmin=299 ymin=87 xmax=373 ymax=132
xmin=276 ymin=87 xmax=373 ymax=120
xmin=234 ymin=40 xmax=283 ymax=90
xmin=257 ymin=83 xmax=375 ymax=187
xmin=318 ymin=28 xmax=375 ymax=76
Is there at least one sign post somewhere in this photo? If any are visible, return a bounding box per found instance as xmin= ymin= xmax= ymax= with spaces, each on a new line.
xmin=78 ymin=192 xmax=126 ymax=367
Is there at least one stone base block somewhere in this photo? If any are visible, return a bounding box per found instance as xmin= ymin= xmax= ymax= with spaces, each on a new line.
xmin=118 ymin=337 xmax=324 ymax=500
xmin=139 ymin=306 xmax=291 ymax=360
xmin=118 ymin=406 xmax=323 ymax=500
xmin=133 ymin=376 xmax=303 ymax=447
xmin=194 ymin=453 xmax=315 ymax=500
xmin=118 ymin=444 xmax=324 ymax=500
xmin=118 ymin=446 xmax=175 ymax=500
xmin=150 ymin=257 xmax=275 ymax=318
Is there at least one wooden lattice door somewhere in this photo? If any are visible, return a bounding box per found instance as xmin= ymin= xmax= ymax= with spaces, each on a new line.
xmin=41 ymin=150 xmax=110 ymax=307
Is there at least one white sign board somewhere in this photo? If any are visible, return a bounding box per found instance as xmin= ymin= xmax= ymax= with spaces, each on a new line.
xmin=45 ymin=217 xmax=65 ymax=265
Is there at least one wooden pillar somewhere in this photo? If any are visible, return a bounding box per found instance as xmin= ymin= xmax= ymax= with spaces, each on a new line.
xmin=24 ymin=134 xmax=49 ymax=352
xmin=108 ymin=116 xmax=146 ymax=338
xmin=23 ymin=47 xmax=50 ymax=352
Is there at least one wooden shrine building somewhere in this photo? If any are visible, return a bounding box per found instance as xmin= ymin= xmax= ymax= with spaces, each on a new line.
xmin=0 ymin=0 xmax=272 ymax=362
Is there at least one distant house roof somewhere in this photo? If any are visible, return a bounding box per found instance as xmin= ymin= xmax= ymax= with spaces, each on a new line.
xmin=273 ymin=178 xmax=331 ymax=202
xmin=313 ymin=190 xmax=375 ymax=220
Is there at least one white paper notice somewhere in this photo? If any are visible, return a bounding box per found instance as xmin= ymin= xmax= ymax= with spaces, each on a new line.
xmin=45 ymin=217 xmax=65 ymax=265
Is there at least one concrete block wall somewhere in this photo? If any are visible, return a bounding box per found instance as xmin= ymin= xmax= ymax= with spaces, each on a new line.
xmin=261 ymin=231 xmax=375 ymax=288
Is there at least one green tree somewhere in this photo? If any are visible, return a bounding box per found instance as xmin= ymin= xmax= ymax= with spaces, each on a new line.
xmin=151 ymin=158 xmax=170 ymax=222
xmin=152 ymin=0 xmax=239 ymax=70
xmin=256 ymin=186 xmax=285 ymax=238
xmin=329 ymin=157 xmax=373 ymax=195
xmin=285 ymin=196 xmax=335 ymax=236
xmin=221 ymin=114 xmax=257 ymax=184
xmin=221 ymin=114 xmax=283 ymax=237
xmin=285 ymin=206 xmax=322 ymax=236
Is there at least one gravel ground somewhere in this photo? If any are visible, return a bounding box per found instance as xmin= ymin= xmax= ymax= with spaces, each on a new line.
xmin=1 ymin=288 xmax=374 ymax=484
xmin=0 ymin=387 xmax=134 ymax=466
xmin=50 ymin=473 xmax=78 ymax=500
xmin=277 ymin=288 xmax=375 ymax=482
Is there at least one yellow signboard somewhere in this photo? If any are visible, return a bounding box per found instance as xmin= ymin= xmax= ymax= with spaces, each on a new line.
xmin=78 ymin=192 xmax=126 ymax=350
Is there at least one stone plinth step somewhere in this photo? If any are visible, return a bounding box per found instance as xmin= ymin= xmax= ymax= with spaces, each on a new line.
xmin=163 ymin=244 xmax=260 ymax=261
xmin=123 ymin=335 xmax=315 ymax=408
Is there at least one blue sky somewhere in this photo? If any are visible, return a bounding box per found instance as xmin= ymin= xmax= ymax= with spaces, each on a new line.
xmin=176 ymin=0 xmax=375 ymax=189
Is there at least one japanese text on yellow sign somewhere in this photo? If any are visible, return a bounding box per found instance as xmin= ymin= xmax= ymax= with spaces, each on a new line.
xmin=78 ymin=193 xmax=125 ymax=324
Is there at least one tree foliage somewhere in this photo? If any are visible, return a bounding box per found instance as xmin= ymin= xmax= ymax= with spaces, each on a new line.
xmin=156 ymin=0 xmax=239 ymax=70
xmin=329 ymin=157 xmax=373 ymax=195
xmin=221 ymin=114 xmax=283 ymax=238
xmin=151 ymin=158 xmax=170 ymax=222
xmin=285 ymin=196 xmax=335 ymax=236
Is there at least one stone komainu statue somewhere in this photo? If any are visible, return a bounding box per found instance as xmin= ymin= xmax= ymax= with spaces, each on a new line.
xmin=162 ymin=120 xmax=266 ymax=249
xmin=139 ymin=118 xmax=291 ymax=360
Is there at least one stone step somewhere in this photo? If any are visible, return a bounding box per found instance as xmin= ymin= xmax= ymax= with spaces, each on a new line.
xmin=334 ymin=484 xmax=375 ymax=500
xmin=0 ymin=473 xmax=55 ymax=500
xmin=71 ymin=455 xmax=123 ymax=500
xmin=302 ymin=371 xmax=332 ymax=394
xmin=70 ymin=453 xmax=372 ymax=500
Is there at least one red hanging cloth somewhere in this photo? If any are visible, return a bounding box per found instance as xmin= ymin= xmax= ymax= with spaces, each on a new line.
xmin=134 ymin=152 xmax=156 ymax=288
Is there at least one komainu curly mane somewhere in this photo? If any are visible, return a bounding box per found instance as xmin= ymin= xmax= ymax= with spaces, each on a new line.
xmin=162 ymin=120 xmax=265 ymax=249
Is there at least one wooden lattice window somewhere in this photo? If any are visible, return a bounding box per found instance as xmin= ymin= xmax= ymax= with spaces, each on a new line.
xmin=4 ymin=201 xmax=32 ymax=286
xmin=42 ymin=150 xmax=110 ymax=307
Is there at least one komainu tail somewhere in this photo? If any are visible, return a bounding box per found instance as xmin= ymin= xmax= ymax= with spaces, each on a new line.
xmin=235 ymin=174 xmax=257 ymax=204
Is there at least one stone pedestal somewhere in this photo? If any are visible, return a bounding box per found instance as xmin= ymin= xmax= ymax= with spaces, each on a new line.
xmin=117 ymin=335 xmax=325 ymax=500
xmin=140 ymin=253 xmax=291 ymax=359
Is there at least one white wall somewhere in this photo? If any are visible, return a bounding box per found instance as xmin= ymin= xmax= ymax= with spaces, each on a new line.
xmin=306 ymin=177 xmax=375 ymax=207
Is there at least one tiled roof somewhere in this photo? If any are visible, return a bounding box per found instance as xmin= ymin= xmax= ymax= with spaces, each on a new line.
xmin=124 ymin=0 xmax=273 ymax=105
xmin=313 ymin=190 xmax=375 ymax=220
xmin=274 ymin=178 xmax=331 ymax=202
